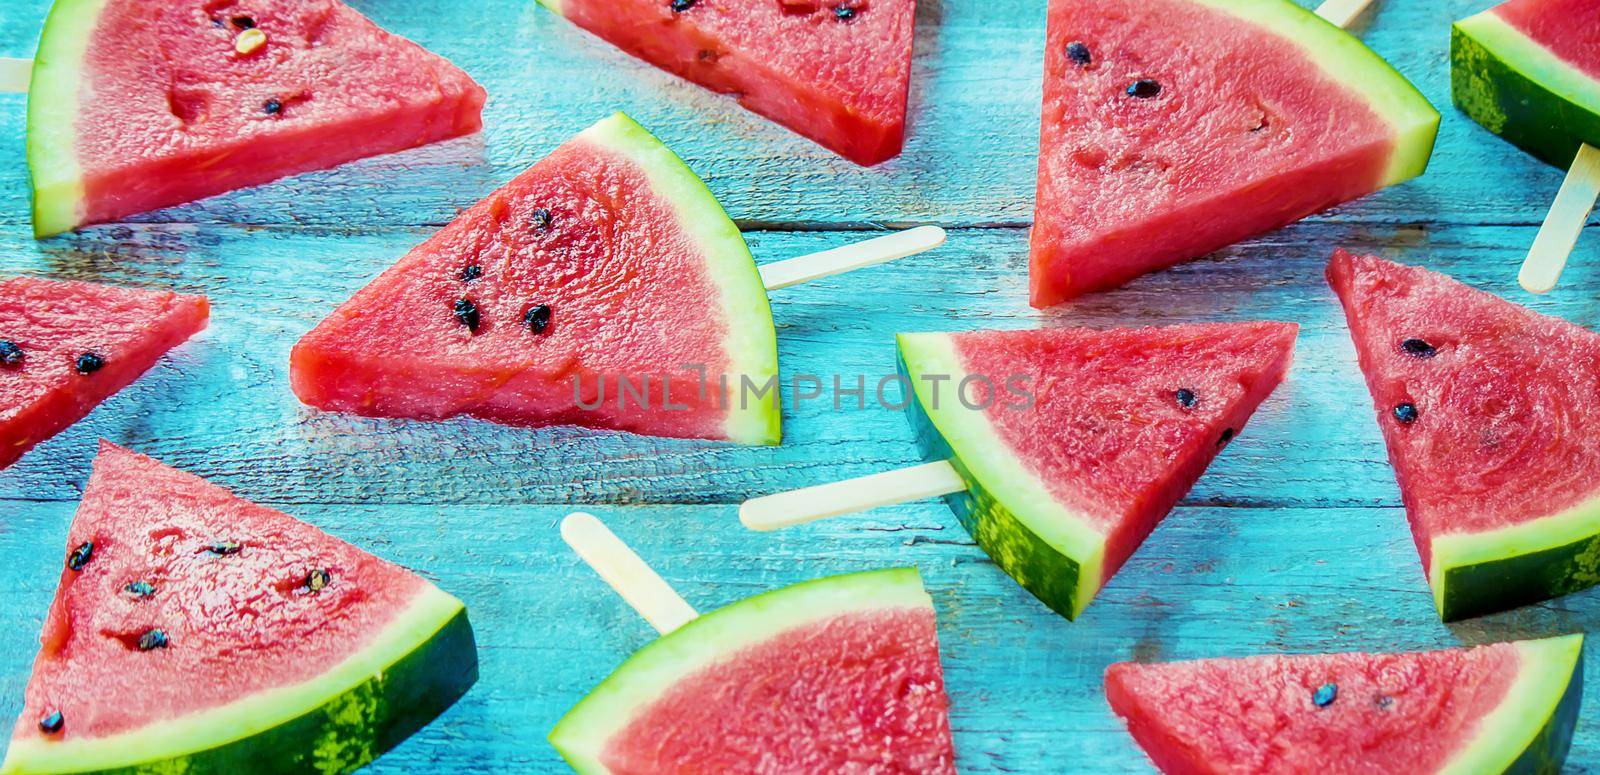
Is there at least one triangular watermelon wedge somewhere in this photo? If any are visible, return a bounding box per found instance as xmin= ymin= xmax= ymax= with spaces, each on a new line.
xmin=551 ymin=568 xmax=957 ymax=773
xmin=896 ymin=322 xmax=1297 ymax=619
xmin=1105 ymin=635 xmax=1584 ymax=774
xmin=28 ymin=0 xmax=487 ymax=237
xmin=1028 ymin=0 xmax=1439 ymax=306
xmin=0 ymin=276 xmax=208 ymax=471
xmin=538 ymin=0 xmax=916 ymax=165
xmin=1329 ymin=250 xmax=1600 ymax=621
xmin=0 ymin=442 xmax=477 ymax=773
xmin=291 ymin=112 xmax=781 ymax=445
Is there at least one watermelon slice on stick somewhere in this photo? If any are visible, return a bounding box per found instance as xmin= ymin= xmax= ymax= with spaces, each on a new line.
xmin=22 ymin=0 xmax=487 ymax=237
xmin=1106 ymin=635 xmax=1585 ymax=774
xmin=0 ymin=442 xmax=478 ymax=773
xmin=741 ymin=323 xmax=1298 ymax=620
xmin=550 ymin=512 xmax=959 ymax=773
xmin=1027 ymin=0 xmax=1438 ymax=306
xmin=0 ymin=276 xmax=208 ymax=471
xmin=1330 ymin=250 xmax=1600 ymax=620
xmin=1454 ymin=0 xmax=1600 ymax=293
xmin=291 ymin=112 xmax=945 ymax=445
xmin=536 ymin=0 xmax=917 ymax=165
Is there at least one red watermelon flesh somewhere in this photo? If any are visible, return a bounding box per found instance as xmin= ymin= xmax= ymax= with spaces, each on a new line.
xmin=1029 ymin=0 xmax=1438 ymax=306
xmin=540 ymin=0 xmax=916 ymax=165
xmin=1105 ymin=636 xmax=1583 ymax=774
xmin=602 ymin=607 xmax=953 ymax=772
xmin=0 ymin=277 xmax=207 ymax=470
xmin=1491 ymin=0 xmax=1600 ymax=78
xmin=3 ymin=442 xmax=475 ymax=771
xmin=291 ymin=113 xmax=780 ymax=444
xmin=953 ymin=322 xmax=1297 ymax=582
xmin=29 ymin=0 xmax=485 ymax=236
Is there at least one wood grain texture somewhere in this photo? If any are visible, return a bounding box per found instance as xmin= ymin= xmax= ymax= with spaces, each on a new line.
xmin=0 ymin=0 xmax=1598 ymax=772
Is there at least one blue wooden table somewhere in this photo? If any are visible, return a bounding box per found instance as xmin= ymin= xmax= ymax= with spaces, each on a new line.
xmin=1 ymin=0 xmax=1598 ymax=771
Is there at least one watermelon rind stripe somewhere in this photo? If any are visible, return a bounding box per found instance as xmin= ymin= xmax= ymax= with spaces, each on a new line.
xmin=1439 ymin=634 xmax=1583 ymax=775
xmin=1452 ymin=10 xmax=1600 ymax=168
xmin=1189 ymin=0 xmax=1439 ymax=187
xmin=896 ymin=333 xmax=1106 ymax=621
xmin=1430 ymin=496 xmax=1600 ymax=622
xmin=548 ymin=568 xmax=934 ymax=774
xmin=27 ymin=0 xmax=102 ymax=238
xmin=0 ymin=584 xmax=477 ymax=774
xmin=575 ymin=112 xmax=782 ymax=446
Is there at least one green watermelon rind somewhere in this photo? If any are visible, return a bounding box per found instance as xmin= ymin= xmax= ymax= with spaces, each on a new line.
xmin=1439 ymin=635 xmax=1584 ymax=775
xmin=1451 ymin=10 xmax=1600 ymax=169
xmin=1430 ymin=496 xmax=1600 ymax=622
xmin=26 ymin=0 xmax=104 ymax=238
xmin=576 ymin=112 xmax=781 ymax=446
xmin=896 ymin=333 xmax=1105 ymax=621
xmin=1192 ymin=0 xmax=1440 ymax=186
xmin=0 ymin=584 xmax=478 ymax=774
xmin=548 ymin=568 xmax=933 ymax=774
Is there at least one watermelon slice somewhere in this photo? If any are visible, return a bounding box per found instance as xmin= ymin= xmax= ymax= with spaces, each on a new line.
xmin=1454 ymin=0 xmax=1600 ymax=167
xmin=1329 ymin=250 xmax=1600 ymax=620
xmin=28 ymin=0 xmax=487 ymax=237
xmin=550 ymin=568 xmax=956 ymax=774
xmin=0 ymin=442 xmax=477 ymax=773
xmin=0 ymin=276 xmax=208 ymax=471
xmin=537 ymin=0 xmax=915 ymax=165
xmin=896 ymin=322 xmax=1297 ymax=619
xmin=1105 ymin=634 xmax=1584 ymax=774
xmin=291 ymin=112 xmax=781 ymax=445
xmin=1028 ymin=0 xmax=1439 ymax=306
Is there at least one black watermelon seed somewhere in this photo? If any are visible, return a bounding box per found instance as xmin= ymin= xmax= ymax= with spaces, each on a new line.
xmin=1127 ymin=79 xmax=1161 ymax=99
xmin=66 ymin=542 xmax=93 ymax=571
xmin=263 ymin=98 xmax=283 ymax=115
xmin=1375 ymin=695 xmax=1394 ymax=709
xmin=231 ymin=15 xmax=256 ymax=28
xmin=0 ymin=340 xmax=21 ymax=366
xmin=38 ymin=711 xmax=63 ymax=734
xmin=1393 ymin=403 xmax=1419 ymax=425
xmin=207 ymin=540 xmax=242 ymax=555
xmin=137 ymin=629 xmax=169 ymax=651
xmin=454 ymin=298 xmax=481 ymax=332
xmin=525 ymin=304 xmax=552 ymax=335
xmin=1400 ymin=338 xmax=1437 ymax=358
xmin=124 ymin=581 xmax=156 ymax=598
xmin=1066 ymin=41 xmax=1092 ymax=66
xmin=74 ymin=353 xmax=105 ymax=374
xmin=531 ymin=208 xmax=553 ymax=231
xmin=833 ymin=4 xmax=856 ymax=20
xmin=670 ymin=0 xmax=696 ymax=11
xmin=1313 ymin=683 xmax=1337 ymax=707
xmin=459 ymin=265 xmax=484 ymax=282
xmin=306 ymin=568 xmax=331 ymax=592
xmin=1174 ymin=388 xmax=1197 ymax=409
xmin=1217 ymin=428 xmax=1235 ymax=447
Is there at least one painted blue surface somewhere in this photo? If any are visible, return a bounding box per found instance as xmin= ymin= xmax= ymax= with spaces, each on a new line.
xmin=0 ymin=0 xmax=1597 ymax=771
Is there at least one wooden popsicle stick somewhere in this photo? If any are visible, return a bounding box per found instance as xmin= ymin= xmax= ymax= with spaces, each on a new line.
xmin=561 ymin=512 xmax=699 ymax=635
xmin=1314 ymin=0 xmax=1376 ymax=27
xmin=740 ymin=460 xmax=967 ymax=532
xmin=0 ymin=58 xmax=30 ymax=93
xmin=1520 ymin=143 xmax=1600 ymax=294
xmin=759 ymin=225 xmax=946 ymax=291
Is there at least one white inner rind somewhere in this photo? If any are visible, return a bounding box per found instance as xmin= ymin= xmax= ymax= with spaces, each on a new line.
xmin=0 ymin=584 xmax=465 ymax=774
xmin=548 ymin=568 xmax=933 ymax=775
xmin=1456 ymin=10 xmax=1600 ymax=120
xmin=1190 ymin=0 xmax=1440 ymax=185
xmin=27 ymin=0 xmax=105 ymax=237
xmin=896 ymin=332 xmax=1106 ymax=617
xmin=577 ymin=113 xmax=781 ymax=446
xmin=1438 ymin=634 xmax=1584 ymax=775
xmin=1429 ymin=495 xmax=1600 ymax=612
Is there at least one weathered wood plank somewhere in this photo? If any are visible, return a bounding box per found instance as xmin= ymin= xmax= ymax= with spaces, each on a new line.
xmin=0 ymin=0 xmax=1592 ymax=230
